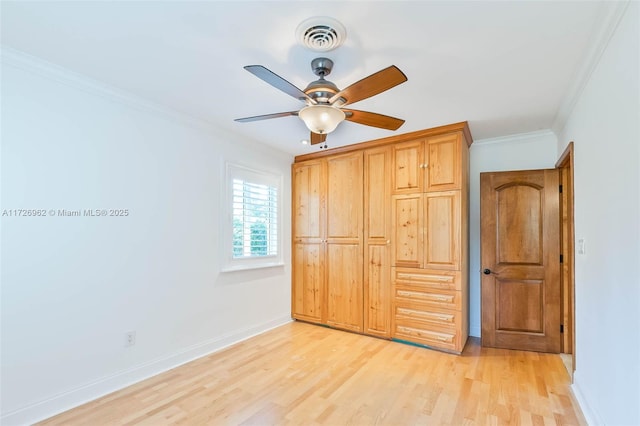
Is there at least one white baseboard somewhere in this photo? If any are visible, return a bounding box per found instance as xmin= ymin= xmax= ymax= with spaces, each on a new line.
xmin=571 ymin=373 xmax=604 ymax=425
xmin=1 ymin=316 xmax=292 ymax=426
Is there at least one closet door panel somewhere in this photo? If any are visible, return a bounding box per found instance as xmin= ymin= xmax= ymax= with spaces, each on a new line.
xmin=326 ymin=153 xmax=362 ymax=241
xmin=391 ymin=194 xmax=423 ymax=268
xmin=424 ymin=191 xmax=460 ymax=270
xmin=292 ymin=161 xmax=324 ymax=239
xmin=326 ymin=243 xmax=363 ymax=332
xmin=365 ymin=243 xmax=390 ymax=337
xmin=392 ymin=140 xmax=424 ymax=194
xmin=425 ymin=133 xmax=461 ymax=191
xmin=325 ymin=152 xmax=363 ymax=331
xmin=364 ymin=147 xmax=392 ymax=337
xmin=292 ymin=242 xmax=324 ymax=323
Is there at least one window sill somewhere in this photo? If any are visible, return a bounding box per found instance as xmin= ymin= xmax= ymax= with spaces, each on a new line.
xmin=220 ymin=262 xmax=285 ymax=273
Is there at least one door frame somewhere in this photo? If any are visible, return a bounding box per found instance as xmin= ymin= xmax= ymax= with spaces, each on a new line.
xmin=555 ymin=142 xmax=575 ymax=380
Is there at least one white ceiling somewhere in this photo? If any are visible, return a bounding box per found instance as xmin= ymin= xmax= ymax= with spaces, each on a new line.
xmin=1 ymin=1 xmax=615 ymax=156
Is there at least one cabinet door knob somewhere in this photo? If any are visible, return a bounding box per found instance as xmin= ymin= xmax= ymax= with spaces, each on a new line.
xmin=483 ymin=268 xmax=491 ymax=275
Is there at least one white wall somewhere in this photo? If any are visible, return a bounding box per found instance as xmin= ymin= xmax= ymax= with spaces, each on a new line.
xmin=557 ymin=2 xmax=640 ymax=425
xmin=468 ymin=131 xmax=558 ymax=337
xmin=0 ymin=50 xmax=293 ymax=425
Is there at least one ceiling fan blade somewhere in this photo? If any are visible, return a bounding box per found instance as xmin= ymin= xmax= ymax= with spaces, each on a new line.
xmin=343 ymin=109 xmax=405 ymax=130
xmin=329 ymin=65 xmax=407 ymax=106
xmin=244 ymin=65 xmax=316 ymax=104
xmin=310 ymin=132 xmax=327 ymax=145
xmin=235 ymin=111 xmax=299 ymax=123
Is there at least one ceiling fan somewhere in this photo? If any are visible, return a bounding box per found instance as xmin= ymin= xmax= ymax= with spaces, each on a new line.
xmin=235 ymin=57 xmax=408 ymax=145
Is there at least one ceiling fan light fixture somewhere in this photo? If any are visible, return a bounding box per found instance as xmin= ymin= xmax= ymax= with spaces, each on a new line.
xmin=298 ymin=105 xmax=345 ymax=134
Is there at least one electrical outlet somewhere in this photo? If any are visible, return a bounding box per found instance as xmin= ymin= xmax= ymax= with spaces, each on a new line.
xmin=124 ymin=331 xmax=136 ymax=347
xmin=577 ymin=238 xmax=586 ymax=255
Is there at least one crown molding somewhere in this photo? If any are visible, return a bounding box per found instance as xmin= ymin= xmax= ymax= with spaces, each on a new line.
xmin=0 ymin=46 xmax=293 ymax=160
xmin=551 ymin=0 xmax=631 ymax=135
xmin=0 ymin=46 xmax=216 ymax=133
xmin=473 ymin=129 xmax=556 ymax=146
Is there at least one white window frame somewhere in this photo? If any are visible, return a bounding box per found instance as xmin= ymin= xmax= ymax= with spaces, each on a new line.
xmin=222 ymin=162 xmax=283 ymax=272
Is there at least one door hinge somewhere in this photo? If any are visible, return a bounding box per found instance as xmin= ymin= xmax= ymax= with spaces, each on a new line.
xmin=560 ymin=324 xmax=564 ymax=333
xmin=559 ymin=184 xmax=563 ymax=193
xmin=560 ymin=254 xmax=564 ymax=263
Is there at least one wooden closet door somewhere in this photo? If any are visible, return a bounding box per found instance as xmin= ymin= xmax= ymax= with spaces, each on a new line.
xmin=391 ymin=193 xmax=423 ymax=268
xmin=425 ymin=133 xmax=461 ymax=191
xmin=424 ymin=191 xmax=460 ymax=270
xmin=364 ymin=147 xmax=392 ymax=337
xmin=292 ymin=243 xmax=324 ymax=322
xmin=292 ymin=161 xmax=325 ymax=323
xmin=325 ymin=153 xmax=364 ymax=332
xmin=392 ymin=139 xmax=424 ymax=194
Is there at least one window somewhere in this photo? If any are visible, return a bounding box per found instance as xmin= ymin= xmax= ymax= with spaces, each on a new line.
xmin=223 ymin=163 xmax=282 ymax=271
xmin=232 ymin=179 xmax=278 ymax=258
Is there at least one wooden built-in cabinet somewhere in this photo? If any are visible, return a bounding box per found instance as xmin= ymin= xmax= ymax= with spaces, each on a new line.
xmin=292 ymin=122 xmax=471 ymax=354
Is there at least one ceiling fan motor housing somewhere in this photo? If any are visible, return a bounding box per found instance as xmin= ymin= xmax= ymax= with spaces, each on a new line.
xmin=304 ymin=58 xmax=343 ymax=104
xmin=311 ymin=57 xmax=333 ymax=77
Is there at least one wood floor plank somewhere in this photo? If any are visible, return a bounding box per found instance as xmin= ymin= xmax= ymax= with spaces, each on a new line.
xmin=37 ymin=321 xmax=586 ymax=425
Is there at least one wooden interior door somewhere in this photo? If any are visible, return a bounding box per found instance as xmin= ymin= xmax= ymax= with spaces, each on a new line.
xmin=325 ymin=153 xmax=363 ymax=332
xmin=480 ymin=169 xmax=561 ymax=353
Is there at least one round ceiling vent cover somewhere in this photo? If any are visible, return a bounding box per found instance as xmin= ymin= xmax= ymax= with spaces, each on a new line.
xmin=296 ymin=17 xmax=346 ymax=52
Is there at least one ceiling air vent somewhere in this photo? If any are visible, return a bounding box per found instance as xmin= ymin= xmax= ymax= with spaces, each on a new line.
xmin=296 ymin=17 xmax=346 ymax=52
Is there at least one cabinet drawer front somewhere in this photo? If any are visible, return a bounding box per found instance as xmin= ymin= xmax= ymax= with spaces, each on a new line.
xmin=394 ymin=320 xmax=460 ymax=352
xmin=394 ymin=268 xmax=461 ymax=291
xmin=394 ymin=304 xmax=460 ymax=329
xmin=394 ymin=287 xmax=461 ymax=310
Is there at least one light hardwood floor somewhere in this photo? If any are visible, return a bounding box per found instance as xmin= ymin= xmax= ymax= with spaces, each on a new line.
xmin=39 ymin=321 xmax=586 ymax=425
